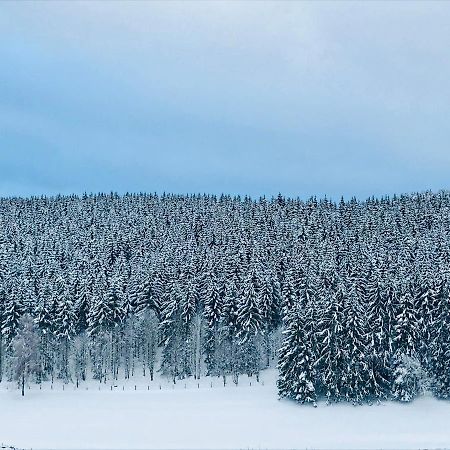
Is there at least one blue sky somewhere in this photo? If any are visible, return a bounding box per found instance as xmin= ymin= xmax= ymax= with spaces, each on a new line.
xmin=1 ymin=1 xmax=450 ymax=199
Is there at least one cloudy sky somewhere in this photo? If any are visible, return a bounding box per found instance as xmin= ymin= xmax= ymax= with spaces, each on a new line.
xmin=1 ymin=1 xmax=449 ymax=199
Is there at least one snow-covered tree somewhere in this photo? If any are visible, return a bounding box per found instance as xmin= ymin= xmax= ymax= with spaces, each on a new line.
xmin=11 ymin=314 xmax=41 ymax=396
xmin=278 ymin=305 xmax=316 ymax=405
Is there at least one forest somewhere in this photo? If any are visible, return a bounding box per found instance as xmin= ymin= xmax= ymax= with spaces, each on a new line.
xmin=1 ymin=191 xmax=450 ymax=404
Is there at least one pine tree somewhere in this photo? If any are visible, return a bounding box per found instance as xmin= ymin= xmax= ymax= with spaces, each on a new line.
xmin=0 ymin=286 xmax=5 ymax=382
xmin=281 ymin=268 xmax=297 ymax=317
xmin=236 ymin=270 xmax=264 ymax=340
xmin=54 ymin=286 xmax=76 ymax=381
xmin=278 ymin=305 xmax=317 ymax=405
xmin=159 ymin=280 xmax=183 ymax=382
xmin=315 ymin=285 xmax=346 ymax=403
xmin=203 ymin=272 xmax=222 ymax=375
xmin=366 ymin=279 xmax=393 ymax=399
xmin=2 ymin=295 xmax=23 ymax=344
xmin=429 ymin=288 xmax=450 ymax=398
xmin=391 ymin=287 xmax=428 ymax=401
xmin=342 ymin=290 xmax=371 ymax=404
xmin=259 ymin=274 xmax=279 ymax=367
xmin=73 ymin=276 xmax=91 ymax=334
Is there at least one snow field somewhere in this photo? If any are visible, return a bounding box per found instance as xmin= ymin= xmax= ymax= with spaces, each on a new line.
xmin=1 ymin=369 xmax=450 ymax=450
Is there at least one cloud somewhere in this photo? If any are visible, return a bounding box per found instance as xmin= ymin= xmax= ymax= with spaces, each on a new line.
xmin=1 ymin=1 xmax=450 ymax=199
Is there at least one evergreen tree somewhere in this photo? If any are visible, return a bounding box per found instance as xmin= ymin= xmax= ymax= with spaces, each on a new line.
xmin=203 ymin=272 xmax=222 ymax=375
xmin=315 ymin=285 xmax=346 ymax=403
xmin=430 ymin=289 xmax=450 ymax=398
xmin=278 ymin=305 xmax=317 ymax=405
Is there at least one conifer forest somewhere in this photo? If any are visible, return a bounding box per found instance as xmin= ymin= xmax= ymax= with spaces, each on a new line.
xmin=1 ymin=191 xmax=450 ymax=405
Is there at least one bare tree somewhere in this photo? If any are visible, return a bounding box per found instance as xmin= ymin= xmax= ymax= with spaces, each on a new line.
xmin=11 ymin=314 xmax=41 ymax=396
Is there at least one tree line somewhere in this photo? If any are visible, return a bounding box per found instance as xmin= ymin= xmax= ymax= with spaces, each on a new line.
xmin=1 ymin=191 xmax=450 ymax=403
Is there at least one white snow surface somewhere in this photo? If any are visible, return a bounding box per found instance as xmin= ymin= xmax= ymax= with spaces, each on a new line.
xmin=1 ymin=369 xmax=450 ymax=450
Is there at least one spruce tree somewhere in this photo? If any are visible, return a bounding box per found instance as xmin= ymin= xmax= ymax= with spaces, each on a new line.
xmin=278 ymin=305 xmax=317 ymax=405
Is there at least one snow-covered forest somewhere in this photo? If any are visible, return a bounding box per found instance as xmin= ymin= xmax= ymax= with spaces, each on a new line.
xmin=1 ymin=191 xmax=450 ymax=405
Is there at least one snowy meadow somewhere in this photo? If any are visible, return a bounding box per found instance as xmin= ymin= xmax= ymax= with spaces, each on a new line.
xmin=2 ymin=369 xmax=450 ymax=449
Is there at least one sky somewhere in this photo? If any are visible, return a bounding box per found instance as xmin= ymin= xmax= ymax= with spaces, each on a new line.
xmin=1 ymin=1 xmax=450 ymax=200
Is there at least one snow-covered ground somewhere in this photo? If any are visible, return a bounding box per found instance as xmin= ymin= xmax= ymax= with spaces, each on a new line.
xmin=1 ymin=369 xmax=450 ymax=450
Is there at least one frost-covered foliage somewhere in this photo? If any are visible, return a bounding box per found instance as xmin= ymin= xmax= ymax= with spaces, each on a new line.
xmin=391 ymin=353 xmax=431 ymax=402
xmin=278 ymin=305 xmax=316 ymax=405
xmin=11 ymin=314 xmax=41 ymax=395
xmin=0 ymin=191 xmax=450 ymax=403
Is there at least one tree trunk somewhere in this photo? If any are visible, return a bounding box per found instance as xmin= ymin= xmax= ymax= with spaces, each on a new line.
xmin=265 ymin=330 xmax=271 ymax=368
xmin=21 ymin=373 xmax=25 ymax=397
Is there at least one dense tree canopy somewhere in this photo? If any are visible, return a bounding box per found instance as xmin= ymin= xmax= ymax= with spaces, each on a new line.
xmin=0 ymin=191 xmax=450 ymax=403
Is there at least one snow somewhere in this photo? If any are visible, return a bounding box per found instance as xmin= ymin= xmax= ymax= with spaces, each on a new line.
xmin=1 ymin=369 xmax=450 ymax=450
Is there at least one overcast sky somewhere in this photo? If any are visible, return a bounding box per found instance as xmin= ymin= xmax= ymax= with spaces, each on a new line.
xmin=1 ymin=1 xmax=449 ymax=199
